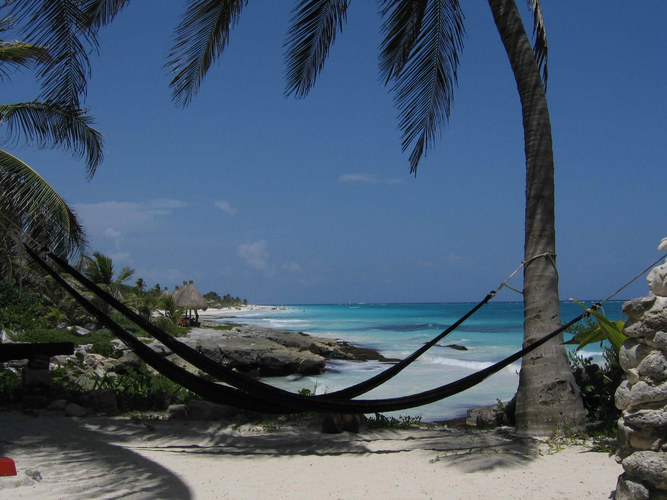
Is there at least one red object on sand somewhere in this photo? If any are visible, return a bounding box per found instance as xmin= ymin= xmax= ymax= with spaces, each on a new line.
xmin=0 ymin=457 xmax=17 ymax=476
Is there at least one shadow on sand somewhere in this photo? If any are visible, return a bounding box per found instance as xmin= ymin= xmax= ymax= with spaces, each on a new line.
xmin=0 ymin=411 xmax=541 ymax=499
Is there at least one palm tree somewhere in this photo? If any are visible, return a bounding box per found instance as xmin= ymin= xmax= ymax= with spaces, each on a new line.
xmin=0 ymin=6 xmax=104 ymax=282
xmin=81 ymin=250 xmax=134 ymax=319
xmin=83 ymin=251 xmax=135 ymax=299
xmin=87 ymin=0 xmax=585 ymax=435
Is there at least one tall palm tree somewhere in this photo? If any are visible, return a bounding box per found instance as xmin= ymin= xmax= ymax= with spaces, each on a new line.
xmin=81 ymin=251 xmax=134 ymax=317
xmin=0 ymin=5 xmax=104 ymax=281
xmin=87 ymin=0 xmax=586 ymax=435
xmin=83 ymin=251 xmax=135 ymax=297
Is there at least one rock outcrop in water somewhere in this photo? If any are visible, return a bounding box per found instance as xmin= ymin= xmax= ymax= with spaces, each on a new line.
xmin=148 ymin=323 xmax=395 ymax=377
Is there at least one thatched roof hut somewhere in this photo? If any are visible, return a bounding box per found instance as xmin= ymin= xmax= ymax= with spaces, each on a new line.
xmin=173 ymin=281 xmax=207 ymax=323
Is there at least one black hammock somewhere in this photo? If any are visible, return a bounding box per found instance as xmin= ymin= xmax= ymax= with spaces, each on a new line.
xmin=27 ymin=245 xmax=589 ymax=414
xmin=43 ymin=247 xmax=498 ymax=401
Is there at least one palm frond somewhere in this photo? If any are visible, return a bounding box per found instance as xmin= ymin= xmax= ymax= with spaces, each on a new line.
xmin=378 ymin=0 xmax=427 ymax=84
xmin=284 ymin=0 xmax=349 ymax=98
xmin=0 ymin=41 xmax=51 ymax=80
xmin=526 ymin=0 xmax=548 ymax=90
xmin=82 ymin=0 xmax=133 ymax=28
xmin=382 ymin=0 xmax=465 ymax=174
xmin=0 ymin=17 xmax=15 ymax=33
xmin=8 ymin=0 xmax=98 ymax=107
xmin=0 ymin=149 xmax=86 ymax=258
xmin=167 ymin=0 xmax=247 ymax=108
xmin=0 ymin=101 xmax=104 ymax=178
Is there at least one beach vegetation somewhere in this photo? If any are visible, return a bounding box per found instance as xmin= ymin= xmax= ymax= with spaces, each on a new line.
xmin=568 ymin=347 xmax=622 ymax=430
xmin=203 ymin=291 xmax=247 ymax=308
xmin=366 ymin=413 xmax=423 ymax=429
xmin=0 ymin=367 xmax=22 ymax=403
xmin=569 ymin=300 xmax=627 ymax=355
xmin=0 ymin=281 xmax=50 ymax=331
xmin=51 ymin=359 xmax=200 ymax=411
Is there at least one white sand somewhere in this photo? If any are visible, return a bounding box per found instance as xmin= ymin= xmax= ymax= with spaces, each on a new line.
xmin=0 ymin=411 xmax=621 ymax=499
xmin=199 ymin=305 xmax=287 ymax=318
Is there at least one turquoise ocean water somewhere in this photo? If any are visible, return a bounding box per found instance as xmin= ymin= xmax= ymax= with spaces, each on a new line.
xmin=208 ymin=301 xmax=625 ymax=422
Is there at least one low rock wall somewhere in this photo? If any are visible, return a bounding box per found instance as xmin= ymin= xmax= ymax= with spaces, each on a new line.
xmin=615 ymin=258 xmax=667 ymax=499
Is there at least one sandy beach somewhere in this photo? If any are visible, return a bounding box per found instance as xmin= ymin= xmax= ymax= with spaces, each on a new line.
xmin=0 ymin=410 xmax=621 ymax=499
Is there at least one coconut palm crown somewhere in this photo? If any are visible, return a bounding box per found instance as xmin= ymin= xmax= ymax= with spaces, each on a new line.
xmin=0 ymin=4 xmax=105 ymax=281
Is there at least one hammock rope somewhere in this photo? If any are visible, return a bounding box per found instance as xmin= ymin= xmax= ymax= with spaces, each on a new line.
xmin=43 ymin=245 xmax=526 ymax=400
xmin=23 ymin=243 xmax=664 ymax=414
xmin=25 ymin=243 xmax=587 ymax=413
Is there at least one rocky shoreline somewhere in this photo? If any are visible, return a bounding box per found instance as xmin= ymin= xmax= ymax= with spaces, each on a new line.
xmin=152 ymin=321 xmax=397 ymax=377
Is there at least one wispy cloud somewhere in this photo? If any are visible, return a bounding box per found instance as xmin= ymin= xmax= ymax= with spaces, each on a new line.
xmin=238 ymin=240 xmax=270 ymax=271
xmin=214 ymin=200 xmax=238 ymax=215
xmin=103 ymin=227 xmax=122 ymax=248
xmin=339 ymin=173 xmax=404 ymax=185
xmin=76 ymin=199 xmax=187 ymax=236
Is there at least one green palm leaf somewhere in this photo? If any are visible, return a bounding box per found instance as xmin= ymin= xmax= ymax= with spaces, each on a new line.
xmin=0 ymin=101 xmax=103 ymax=178
xmin=83 ymin=0 xmax=132 ymax=28
xmin=380 ymin=0 xmax=465 ymax=174
xmin=0 ymin=41 xmax=50 ymax=80
xmin=0 ymin=149 xmax=85 ymax=258
xmin=8 ymin=0 xmax=98 ymax=107
xmin=167 ymin=0 xmax=248 ymax=108
xmin=284 ymin=0 xmax=349 ymax=98
xmin=526 ymin=0 xmax=548 ymax=89
xmin=378 ymin=0 xmax=428 ymax=84
xmin=571 ymin=299 xmax=627 ymax=355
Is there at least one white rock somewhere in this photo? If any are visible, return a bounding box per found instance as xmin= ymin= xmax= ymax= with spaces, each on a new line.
xmin=647 ymin=262 xmax=667 ymax=297
xmin=658 ymin=237 xmax=667 ymax=252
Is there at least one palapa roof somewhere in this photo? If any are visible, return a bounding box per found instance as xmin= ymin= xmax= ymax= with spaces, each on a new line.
xmin=173 ymin=280 xmax=208 ymax=310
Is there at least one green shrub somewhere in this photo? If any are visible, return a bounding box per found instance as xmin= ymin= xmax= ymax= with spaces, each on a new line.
xmin=0 ymin=368 xmax=22 ymax=404
xmin=569 ymin=347 xmax=622 ymax=429
xmin=152 ymin=316 xmax=188 ymax=337
xmin=366 ymin=413 xmax=422 ymax=429
xmin=0 ymin=282 xmax=50 ymax=331
xmin=10 ymin=328 xmax=117 ymax=357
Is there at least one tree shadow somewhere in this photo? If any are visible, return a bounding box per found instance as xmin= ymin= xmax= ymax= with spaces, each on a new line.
xmin=0 ymin=411 xmax=541 ymax=499
xmin=0 ymin=410 xmax=191 ymax=499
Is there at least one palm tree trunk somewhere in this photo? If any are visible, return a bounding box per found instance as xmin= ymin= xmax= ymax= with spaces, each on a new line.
xmin=487 ymin=0 xmax=585 ymax=436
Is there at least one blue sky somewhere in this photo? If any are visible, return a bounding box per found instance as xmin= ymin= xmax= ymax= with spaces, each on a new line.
xmin=4 ymin=1 xmax=666 ymax=304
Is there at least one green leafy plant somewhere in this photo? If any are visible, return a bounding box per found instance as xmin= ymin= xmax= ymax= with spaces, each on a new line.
xmin=0 ymin=281 xmax=50 ymax=331
xmin=568 ymin=348 xmax=622 ymax=428
xmin=569 ymin=300 xmax=627 ymax=354
xmin=0 ymin=368 xmax=22 ymax=404
xmin=366 ymin=413 xmax=422 ymax=429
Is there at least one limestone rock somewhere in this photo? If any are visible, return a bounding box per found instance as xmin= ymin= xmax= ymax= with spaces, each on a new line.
xmin=70 ymin=326 xmax=91 ymax=337
xmin=615 ymin=474 xmax=650 ymax=500
xmin=24 ymin=469 xmax=42 ymax=482
xmin=186 ymin=400 xmax=237 ymax=420
xmin=622 ymin=451 xmax=667 ymax=489
xmin=648 ymin=331 xmax=667 ymax=350
xmin=619 ymin=340 xmax=653 ymax=371
xmin=65 ymin=403 xmax=88 ymax=417
xmin=322 ymin=414 xmax=343 ymax=434
xmin=638 ymin=350 xmax=667 ymax=384
xmin=466 ymin=399 xmax=515 ymax=428
xmin=616 ymin=380 xmax=667 ymax=410
xmin=167 ymin=404 xmax=187 ymax=419
xmin=81 ymin=389 xmax=117 ymax=413
xmin=625 ymin=408 xmax=667 ymax=428
xmin=47 ymin=399 xmax=68 ymax=411
xmin=623 ymin=295 xmax=657 ymax=320
xmin=648 ymin=262 xmax=667 ymax=297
